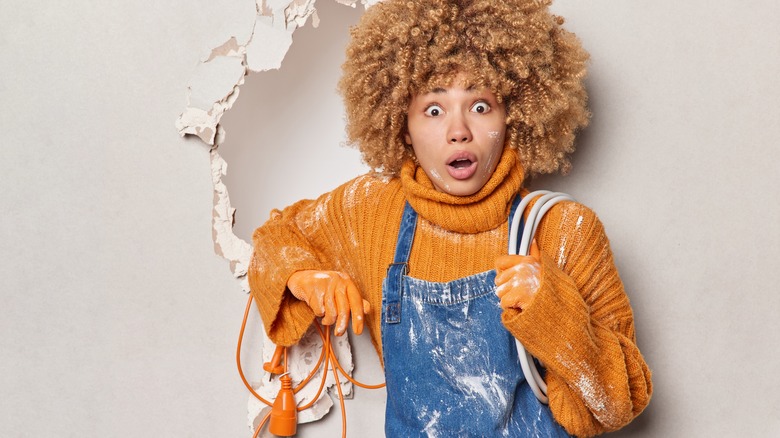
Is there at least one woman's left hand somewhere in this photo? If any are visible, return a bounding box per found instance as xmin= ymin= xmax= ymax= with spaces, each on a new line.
xmin=495 ymin=240 xmax=543 ymax=311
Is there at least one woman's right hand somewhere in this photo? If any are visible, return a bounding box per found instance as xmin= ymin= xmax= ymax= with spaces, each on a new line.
xmin=287 ymin=270 xmax=371 ymax=336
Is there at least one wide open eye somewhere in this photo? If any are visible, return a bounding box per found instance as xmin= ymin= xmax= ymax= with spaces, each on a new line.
xmin=424 ymin=105 xmax=444 ymax=117
xmin=470 ymin=101 xmax=491 ymax=114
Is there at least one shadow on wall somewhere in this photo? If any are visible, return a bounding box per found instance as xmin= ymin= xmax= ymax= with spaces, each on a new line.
xmin=219 ymin=0 xmax=368 ymax=243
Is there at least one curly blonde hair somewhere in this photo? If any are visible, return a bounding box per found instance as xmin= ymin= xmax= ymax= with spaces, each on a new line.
xmin=338 ymin=0 xmax=590 ymax=176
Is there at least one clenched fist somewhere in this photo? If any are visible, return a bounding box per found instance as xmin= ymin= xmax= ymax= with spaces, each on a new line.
xmin=495 ymin=240 xmax=543 ymax=311
xmin=287 ymin=270 xmax=371 ymax=336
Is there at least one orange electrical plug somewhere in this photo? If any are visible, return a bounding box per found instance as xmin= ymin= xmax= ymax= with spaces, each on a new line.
xmin=263 ymin=345 xmax=286 ymax=375
xmin=269 ymin=373 xmax=297 ymax=437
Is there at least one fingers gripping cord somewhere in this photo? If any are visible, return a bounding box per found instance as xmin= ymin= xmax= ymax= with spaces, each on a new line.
xmin=508 ymin=190 xmax=576 ymax=405
xmin=236 ymin=295 xmax=385 ymax=437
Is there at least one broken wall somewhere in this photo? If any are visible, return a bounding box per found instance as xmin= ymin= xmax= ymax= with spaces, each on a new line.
xmin=175 ymin=0 xmax=381 ymax=434
xmin=3 ymin=0 xmax=780 ymax=437
xmin=179 ymin=0 xmax=780 ymax=436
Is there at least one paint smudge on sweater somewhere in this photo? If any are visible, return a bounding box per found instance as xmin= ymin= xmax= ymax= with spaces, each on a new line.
xmin=421 ymin=217 xmax=503 ymax=245
xmin=555 ymin=204 xmax=585 ymax=270
xmin=556 ymin=354 xmax=622 ymax=429
xmin=557 ymin=235 xmax=568 ymax=268
xmin=342 ymin=175 xmax=384 ymax=249
xmin=342 ymin=174 xmax=382 ymax=210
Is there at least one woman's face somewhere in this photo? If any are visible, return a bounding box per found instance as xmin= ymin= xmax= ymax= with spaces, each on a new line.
xmin=405 ymin=78 xmax=507 ymax=197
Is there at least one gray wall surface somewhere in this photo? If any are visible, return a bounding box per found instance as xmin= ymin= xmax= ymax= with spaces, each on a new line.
xmin=3 ymin=0 xmax=779 ymax=436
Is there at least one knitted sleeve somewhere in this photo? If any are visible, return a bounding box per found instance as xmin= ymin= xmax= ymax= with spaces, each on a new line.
xmin=501 ymin=202 xmax=652 ymax=437
xmin=248 ymin=175 xmax=402 ymax=348
xmin=248 ymin=196 xmax=330 ymax=347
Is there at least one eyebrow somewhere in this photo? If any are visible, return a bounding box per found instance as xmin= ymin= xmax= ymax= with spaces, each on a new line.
xmin=430 ymin=84 xmax=477 ymax=94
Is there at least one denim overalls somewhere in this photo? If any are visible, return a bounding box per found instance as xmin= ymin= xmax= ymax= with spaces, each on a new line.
xmin=380 ymin=196 xmax=570 ymax=437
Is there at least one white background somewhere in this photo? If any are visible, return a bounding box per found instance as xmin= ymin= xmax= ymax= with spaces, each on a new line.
xmin=3 ymin=0 xmax=779 ymax=437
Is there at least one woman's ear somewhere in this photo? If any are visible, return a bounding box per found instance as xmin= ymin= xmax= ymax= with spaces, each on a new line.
xmin=404 ymin=133 xmax=412 ymax=145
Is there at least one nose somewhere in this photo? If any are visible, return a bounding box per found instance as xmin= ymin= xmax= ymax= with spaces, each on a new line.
xmin=448 ymin=113 xmax=472 ymax=143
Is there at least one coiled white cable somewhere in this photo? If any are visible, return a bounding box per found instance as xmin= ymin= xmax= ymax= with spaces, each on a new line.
xmin=508 ymin=190 xmax=576 ymax=404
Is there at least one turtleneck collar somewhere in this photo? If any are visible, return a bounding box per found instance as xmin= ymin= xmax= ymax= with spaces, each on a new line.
xmin=400 ymin=148 xmax=525 ymax=233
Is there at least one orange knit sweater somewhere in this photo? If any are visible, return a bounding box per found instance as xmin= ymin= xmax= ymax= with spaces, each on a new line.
xmin=248 ymin=148 xmax=652 ymax=437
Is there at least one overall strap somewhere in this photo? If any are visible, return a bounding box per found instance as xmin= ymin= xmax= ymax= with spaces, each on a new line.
xmin=509 ymin=193 xmax=523 ymax=235
xmin=384 ymin=202 xmax=417 ymax=324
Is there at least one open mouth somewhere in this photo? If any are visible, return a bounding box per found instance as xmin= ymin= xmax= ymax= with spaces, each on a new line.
xmin=446 ymin=152 xmax=478 ymax=180
xmin=449 ymin=158 xmax=473 ymax=169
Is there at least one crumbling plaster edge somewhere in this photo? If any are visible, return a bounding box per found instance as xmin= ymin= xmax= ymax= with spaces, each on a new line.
xmin=175 ymin=0 xmax=379 ymax=434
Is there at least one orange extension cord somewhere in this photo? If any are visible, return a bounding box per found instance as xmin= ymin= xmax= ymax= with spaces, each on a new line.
xmin=236 ymin=295 xmax=385 ymax=438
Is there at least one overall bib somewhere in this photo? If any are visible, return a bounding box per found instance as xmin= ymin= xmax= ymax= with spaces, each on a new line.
xmin=380 ymin=197 xmax=570 ymax=437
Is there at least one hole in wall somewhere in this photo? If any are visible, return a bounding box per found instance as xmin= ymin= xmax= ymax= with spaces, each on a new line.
xmin=187 ymin=2 xmax=382 ymax=429
xmin=219 ymin=0 xmax=367 ymax=243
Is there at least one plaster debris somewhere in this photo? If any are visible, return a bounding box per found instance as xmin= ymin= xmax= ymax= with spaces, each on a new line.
xmin=176 ymin=55 xmax=245 ymax=145
xmin=210 ymin=147 xmax=253 ymax=289
xmin=245 ymin=16 xmax=294 ymax=72
xmin=177 ymin=0 xmax=377 ymax=430
xmin=338 ymin=0 xmax=383 ymax=8
xmin=205 ymin=37 xmax=244 ymax=61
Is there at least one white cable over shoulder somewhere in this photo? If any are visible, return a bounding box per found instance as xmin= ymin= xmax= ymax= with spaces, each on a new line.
xmin=508 ymin=190 xmax=576 ymax=405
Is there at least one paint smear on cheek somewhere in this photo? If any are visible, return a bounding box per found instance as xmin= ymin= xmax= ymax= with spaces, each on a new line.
xmin=482 ymin=131 xmax=502 ymax=178
xmin=482 ymin=149 xmax=498 ymax=179
xmin=429 ymin=168 xmax=451 ymax=193
xmin=429 ymin=168 xmax=444 ymax=184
